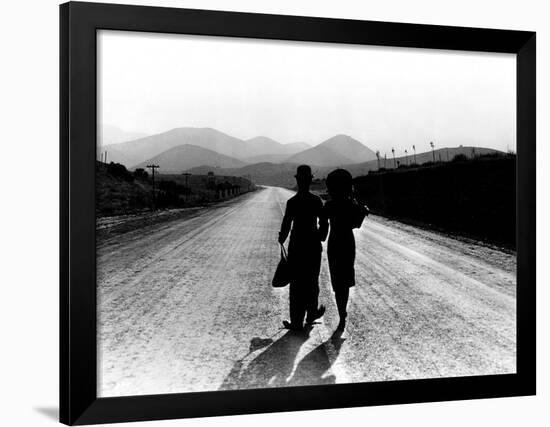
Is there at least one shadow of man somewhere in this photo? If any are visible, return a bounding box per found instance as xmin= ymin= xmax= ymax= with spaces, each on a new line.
xmin=219 ymin=328 xmax=311 ymax=390
xmin=220 ymin=329 xmax=346 ymax=390
xmin=288 ymin=330 xmax=346 ymax=386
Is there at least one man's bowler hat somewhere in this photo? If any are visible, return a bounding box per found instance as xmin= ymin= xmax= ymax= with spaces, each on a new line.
xmin=295 ymin=165 xmax=313 ymax=178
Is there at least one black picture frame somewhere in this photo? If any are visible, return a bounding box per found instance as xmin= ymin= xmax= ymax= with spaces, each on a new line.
xmin=60 ymin=1 xmax=536 ymax=425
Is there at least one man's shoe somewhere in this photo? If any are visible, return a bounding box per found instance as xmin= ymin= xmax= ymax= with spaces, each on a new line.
xmin=306 ymin=305 xmax=326 ymax=324
xmin=282 ymin=320 xmax=303 ymax=331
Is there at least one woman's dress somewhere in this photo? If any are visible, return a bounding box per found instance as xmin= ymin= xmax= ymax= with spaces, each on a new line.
xmin=324 ymin=199 xmax=367 ymax=291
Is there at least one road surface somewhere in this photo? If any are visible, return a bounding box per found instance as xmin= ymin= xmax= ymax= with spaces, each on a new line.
xmin=97 ymin=186 xmax=516 ymax=397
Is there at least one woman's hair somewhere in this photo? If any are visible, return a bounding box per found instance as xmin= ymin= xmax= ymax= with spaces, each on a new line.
xmin=326 ymin=168 xmax=353 ymax=199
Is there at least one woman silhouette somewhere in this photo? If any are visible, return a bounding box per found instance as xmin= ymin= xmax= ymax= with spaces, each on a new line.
xmin=323 ymin=169 xmax=369 ymax=331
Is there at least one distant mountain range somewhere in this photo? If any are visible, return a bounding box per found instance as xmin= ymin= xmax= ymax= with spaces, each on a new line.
xmin=102 ymin=127 xmax=311 ymax=168
xmin=101 ymin=126 xmax=377 ymax=171
xmin=104 ymin=128 xmax=246 ymax=168
xmin=100 ymin=125 xmax=501 ymax=187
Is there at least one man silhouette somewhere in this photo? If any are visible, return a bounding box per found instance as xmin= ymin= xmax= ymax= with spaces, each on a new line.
xmin=279 ymin=165 xmax=327 ymax=331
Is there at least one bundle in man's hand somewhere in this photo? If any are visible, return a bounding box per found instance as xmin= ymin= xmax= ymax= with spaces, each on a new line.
xmin=272 ymin=243 xmax=291 ymax=288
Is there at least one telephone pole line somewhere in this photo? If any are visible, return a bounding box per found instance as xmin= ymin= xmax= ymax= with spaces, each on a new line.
xmin=182 ymin=172 xmax=191 ymax=201
xmin=146 ymin=164 xmax=160 ymax=210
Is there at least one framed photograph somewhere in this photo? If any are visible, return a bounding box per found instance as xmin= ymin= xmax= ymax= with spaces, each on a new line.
xmin=60 ymin=1 xmax=536 ymax=425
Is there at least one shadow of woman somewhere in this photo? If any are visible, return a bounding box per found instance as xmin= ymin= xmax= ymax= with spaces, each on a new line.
xmin=219 ymin=329 xmax=346 ymax=390
xmin=219 ymin=328 xmax=311 ymax=390
xmin=288 ymin=330 xmax=346 ymax=386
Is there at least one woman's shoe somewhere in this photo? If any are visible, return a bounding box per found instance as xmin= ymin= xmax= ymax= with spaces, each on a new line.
xmin=336 ymin=317 xmax=346 ymax=331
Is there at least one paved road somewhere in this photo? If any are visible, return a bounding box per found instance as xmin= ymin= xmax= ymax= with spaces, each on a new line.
xmin=97 ymin=186 xmax=516 ymax=397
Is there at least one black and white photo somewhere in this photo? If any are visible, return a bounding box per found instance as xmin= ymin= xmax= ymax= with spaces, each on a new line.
xmin=96 ymin=30 xmax=517 ymax=398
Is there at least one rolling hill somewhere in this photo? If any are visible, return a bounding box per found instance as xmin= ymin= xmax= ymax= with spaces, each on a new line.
xmin=289 ymin=144 xmax=354 ymax=167
xmin=320 ymin=134 xmax=378 ymax=162
xmin=134 ymin=144 xmax=247 ymax=173
xmin=102 ymin=127 xmax=314 ymax=168
xmin=105 ymin=127 xmax=249 ymax=168
xmin=286 ymin=134 xmax=377 ymax=167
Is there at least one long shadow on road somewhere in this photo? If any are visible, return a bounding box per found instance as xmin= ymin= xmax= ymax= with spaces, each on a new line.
xmin=220 ymin=329 xmax=346 ymax=390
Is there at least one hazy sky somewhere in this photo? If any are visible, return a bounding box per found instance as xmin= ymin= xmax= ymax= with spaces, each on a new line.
xmin=98 ymin=30 xmax=516 ymax=153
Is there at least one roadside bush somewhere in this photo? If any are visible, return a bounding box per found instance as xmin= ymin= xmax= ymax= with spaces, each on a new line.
xmin=354 ymin=157 xmax=516 ymax=247
xmin=133 ymin=168 xmax=149 ymax=180
xmin=452 ymin=154 xmax=469 ymax=162
xmin=107 ymin=162 xmax=133 ymax=182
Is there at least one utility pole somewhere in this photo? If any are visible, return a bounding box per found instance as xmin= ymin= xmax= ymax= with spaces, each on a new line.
xmin=376 ymin=150 xmax=381 ymax=170
xmin=146 ymin=164 xmax=160 ymax=210
xmin=413 ymin=145 xmax=417 ymax=164
xmin=384 ymin=154 xmax=387 ymax=169
xmin=430 ymin=141 xmax=435 ymax=162
xmin=182 ymin=172 xmax=191 ymax=201
xmin=391 ymin=148 xmax=396 ymax=168
xmin=405 ymin=149 xmax=408 ymax=166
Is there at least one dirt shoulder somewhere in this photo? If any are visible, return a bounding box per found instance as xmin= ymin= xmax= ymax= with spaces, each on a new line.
xmin=96 ymin=189 xmax=263 ymax=242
